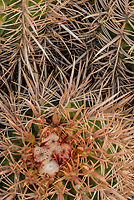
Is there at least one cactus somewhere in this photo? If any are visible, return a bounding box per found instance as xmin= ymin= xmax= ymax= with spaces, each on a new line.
xmin=0 ymin=0 xmax=134 ymax=199
xmin=0 ymin=78 xmax=133 ymax=199
xmin=0 ymin=0 xmax=134 ymax=94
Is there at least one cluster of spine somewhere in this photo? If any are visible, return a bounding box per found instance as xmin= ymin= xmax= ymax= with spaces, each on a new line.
xmin=0 ymin=0 xmax=134 ymax=95
xmin=0 ymin=94 xmax=133 ymax=200
xmin=34 ymin=133 xmax=71 ymax=176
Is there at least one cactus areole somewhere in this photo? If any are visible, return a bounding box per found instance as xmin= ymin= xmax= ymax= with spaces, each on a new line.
xmin=34 ymin=133 xmax=72 ymax=176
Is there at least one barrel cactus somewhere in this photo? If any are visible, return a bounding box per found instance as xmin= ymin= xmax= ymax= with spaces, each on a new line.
xmin=0 ymin=0 xmax=134 ymax=199
xmin=0 ymin=79 xmax=133 ymax=199
xmin=0 ymin=0 xmax=134 ymax=94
